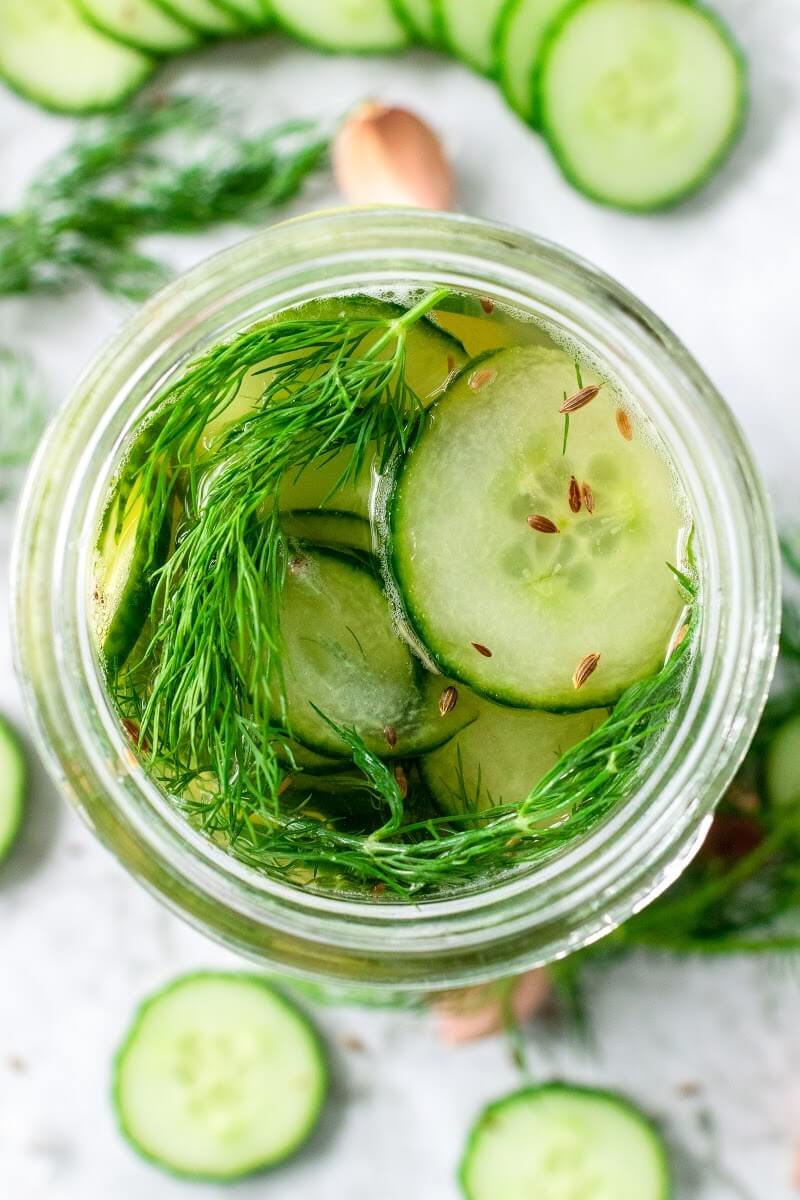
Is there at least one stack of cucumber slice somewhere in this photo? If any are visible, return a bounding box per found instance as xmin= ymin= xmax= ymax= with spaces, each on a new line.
xmin=0 ymin=0 xmax=746 ymax=210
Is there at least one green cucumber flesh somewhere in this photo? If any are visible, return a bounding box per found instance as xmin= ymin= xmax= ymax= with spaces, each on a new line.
xmin=538 ymin=0 xmax=747 ymax=211
xmin=392 ymin=0 xmax=437 ymax=43
xmin=0 ymin=717 xmax=26 ymax=864
xmin=94 ymin=478 xmax=172 ymax=673
xmin=270 ymin=0 xmax=408 ymax=52
xmin=0 ymin=0 xmax=153 ymax=114
xmin=423 ymin=698 xmax=607 ymax=814
xmin=270 ymin=549 xmax=476 ymax=757
xmin=496 ymin=0 xmax=570 ymax=123
xmin=159 ymin=0 xmax=241 ymax=35
xmin=765 ymin=714 xmax=800 ymax=809
xmin=113 ymin=973 xmax=327 ymax=1180
xmin=282 ymin=511 xmax=373 ymax=554
xmin=75 ymin=0 xmax=198 ymax=53
xmin=435 ymin=0 xmax=506 ymax=75
xmin=221 ymin=0 xmax=271 ymax=27
xmin=274 ymin=735 xmax=351 ymax=774
xmin=460 ymin=1084 xmax=671 ymax=1200
xmin=388 ymin=346 xmax=687 ymax=710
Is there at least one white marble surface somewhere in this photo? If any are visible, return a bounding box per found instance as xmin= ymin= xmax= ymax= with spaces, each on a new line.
xmin=1 ymin=4 xmax=800 ymax=1196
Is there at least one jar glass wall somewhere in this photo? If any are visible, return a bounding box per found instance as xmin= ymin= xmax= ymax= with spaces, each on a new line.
xmin=11 ymin=210 xmax=780 ymax=991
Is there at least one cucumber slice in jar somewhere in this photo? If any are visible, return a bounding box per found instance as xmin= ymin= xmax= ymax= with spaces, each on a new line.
xmin=388 ymin=346 xmax=687 ymax=710
xmin=460 ymin=1084 xmax=671 ymax=1200
xmin=0 ymin=0 xmax=154 ymax=114
xmin=392 ymin=0 xmax=438 ymax=44
xmin=434 ymin=0 xmax=506 ymax=75
xmin=74 ymin=0 xmax=199 ymax=53
xmin=765 ymin=714 xmax=800 ymax=809
xmin=0 ymin=717 xmax=27 ymax=865
xmin=270 ymin=550 xmax=475 ymax=757
xmin=495 ymin=0 xmax=570 ymax=124
xmin=422 ymin=698 xmax=607 ymax=814
xmin=537 ymin=0 xmax=747 ymax=211
xmin=113 ymin=973 xmax=328 ymax=1180
xmin=270 ymin=0 xmax=409 ymax=52
xmin=282 ymin=511 xmax=373 ymax=554
xmin=159 ymin=0 xmax=242 ymax=36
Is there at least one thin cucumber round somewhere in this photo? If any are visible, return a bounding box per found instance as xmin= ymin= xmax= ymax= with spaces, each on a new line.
xmin=113 ymin=973 xmax=328 ymax=1180
xmin=537 ymin=0 xmax=747 ymax=211
xmin=434 ymin=0 xmax=506 ymax=75
xmin=0 ymin=0 xmax=154 ymax=114
xmin=392 ymin=0 xmax=438 ymax=44
xmin=270 ymin=0 xmax=409 ymax=53
xmin=159 ymin=0 xmax=242 ymax=35
xmin=495 ymin=0 xmax=570 ymax=124
xmin=274 ymin=735 xmax=351 ymax=774
xmin=423 ymin=698 xmax=607 ymax=814
xmin=270 ymin=550 xmax=475 ymax=757
xmin=221 ymin=0 xmax=271 ymax=27
xmin=75 ymin=0 xmax=199 ymax=53
xmin=282 ymin=510 xmax=373 ymax=554
xmin=765 ymin=714 xmax=800 ymax=809
xmin=388 ymin=346 xmax=687 ymax=710
xmin=460 ymin=1084 xmax=671 ymax=1200
xmin=0 ymin=717 xmax=27 ymax=865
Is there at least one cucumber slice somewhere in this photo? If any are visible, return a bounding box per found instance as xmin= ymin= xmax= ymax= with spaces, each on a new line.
xmin=225 ymin=0 xmax=272 ymax=27
xmin=275 ymin=735 xmax=350 ymax=774
xmin=282 ymin=510 xmax=373 ymax=554
xmin=0 ymin=717 xmax=26 ymax=865
xmin=388 ymin=346 xmax=687 ymax=710
xmin=435 ymin=0 xmax=506 ymax=75
xmin=270 ymin=0 xmax=409 ymax=53
xmin=94 ymin=477 xmax=173 ymax=673
xmin=460 ymin=1084 xmax=671 ymax=1200
xmin=538 ymin=0 xmax=747 ymax=211
xmin=271 ymin=550 xmax=475 ymax=757
xmin=0 ymin=0 xmax=153 ymax=114
xmin=423 ymin=698 xmax=607 ymax=814
xmin=392 ymin=0 xmax=437 ymax=44
xmin=495 ymin=0 xmax=570 ymax=123
xmin=159 ymin=0 xmax=241 ymax=35
xmin=113 ymin=973 xmax=327 ymax=1180
xmin=75 ymin=0 xmax=198 ymax=53
xmin=765 ymin=714 xmax=800 ymax=809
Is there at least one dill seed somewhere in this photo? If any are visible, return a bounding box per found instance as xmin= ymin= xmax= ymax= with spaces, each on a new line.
xmin=446 ymin=353 xmax=456 ymax=373
xmin=384 ymin=725 xmax=398 ymax=748
xmin=568 ymin=476 xmax=582 ymax=513
xmin=480 ymin=296 xmax=494 ymax=314
xmin=581 ymin=482 xmax=595 ymax=514
xmin=468 ymin=368 xmax=496 ymax=391
xmin=122 ymin=718 xmax=141 ymax=745
xmin=394 ymin=765 xmax=408 ymax=798
xmin=616 ymin=408 xmax=633 ymax=441
xmin=572 ymin=652 xmax=601 ymax=690
xmin=471 ymin=642 xmax=493 ymax=657
xmin=439 ymin=685 xmax=459 ymax=716
xmin=559 ymin=384 xmax=601 ymax=414
xmin=527 ymin=514 xmax=559 ymax=533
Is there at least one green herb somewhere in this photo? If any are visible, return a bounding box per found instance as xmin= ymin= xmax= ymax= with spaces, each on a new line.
xmin=666 ymin=560 xmax=697 ymax=598
xmin=0 ymin=348 xmax=46 ymax=489
xmin=0 ymin=96 xmax=328 ymax=301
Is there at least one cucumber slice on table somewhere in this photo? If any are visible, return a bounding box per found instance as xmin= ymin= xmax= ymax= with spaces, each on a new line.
xmin=435 ymin=0 xmax=506 ymax=75
xmin=270 ymin=0 xmax=409 ymax=53
xmin=460 ymin=1084 xmax=671 ymax=1200
xmin=0 ymin=0 xmax=154 ymax=113
xmin=113 ymin=973 xmax=327 ymax=1180
xmin=270 ymin=549 xmax=475 ymax=757
xmin=423 ymin=698 xmax=607 ymax=814
xmin=495 ymin=0 xmax=570 ymax=124
xmin=160 ymin=0 xmax=242 ymax=36
xmin=766 ymin=714 xmax=800 ymax=809
xmin=75 ymin=0 xmax=199 ymax=53
xmin=0 ymin=717 xmax=26 ymax=865
xmin=222 ymin=0 xmax=272 ymax=28
xmin=388 ymin=346 xmax=687 ymax=710
xmin=537 ymin=0 xmax=747 ymax=210
xmin=392 ymin=0 xmax=438 ymax=44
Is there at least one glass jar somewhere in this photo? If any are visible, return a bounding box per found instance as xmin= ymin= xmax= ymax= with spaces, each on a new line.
xmin=12 ymin=209 xmax=780 ymax=992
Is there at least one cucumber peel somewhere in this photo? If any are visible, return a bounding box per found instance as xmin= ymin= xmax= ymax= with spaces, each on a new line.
xmin=270 ymin=0 xmax=409 ymax=53
xmin=0 ymin=716 xmax=26 ymax=865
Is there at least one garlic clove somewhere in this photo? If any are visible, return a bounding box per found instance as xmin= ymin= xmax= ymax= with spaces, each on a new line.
xmin=333 ymin=102 xmax=453 ymax=210
xmin=432 ymin=969 xmax=551 ymax=1044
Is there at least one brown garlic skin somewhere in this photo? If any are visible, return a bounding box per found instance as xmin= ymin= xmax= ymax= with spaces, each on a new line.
xmin=333 ymin=102 xmax=454 ymax=210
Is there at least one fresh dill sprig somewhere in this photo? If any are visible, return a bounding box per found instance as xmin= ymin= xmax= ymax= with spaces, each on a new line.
xmin=0 ymin=96 xmax=328 ymax=300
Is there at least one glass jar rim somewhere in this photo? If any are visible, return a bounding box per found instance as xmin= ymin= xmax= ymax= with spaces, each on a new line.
xmin=12 ymin=208 xmax=780 ymax=989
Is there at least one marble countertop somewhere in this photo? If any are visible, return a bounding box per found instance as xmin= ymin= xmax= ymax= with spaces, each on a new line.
xmin=1 ymin=3 xmax=799 ymax=1196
